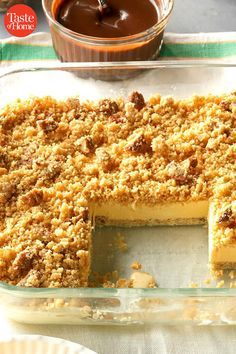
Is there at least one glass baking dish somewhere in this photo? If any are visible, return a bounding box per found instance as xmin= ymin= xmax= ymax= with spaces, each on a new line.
xmin=0 ymin=61 xmax=236 ymax=326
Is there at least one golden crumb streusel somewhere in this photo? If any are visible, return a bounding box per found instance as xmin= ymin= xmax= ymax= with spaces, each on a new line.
xmin=0 ymin=91 xmax=235 ymax=287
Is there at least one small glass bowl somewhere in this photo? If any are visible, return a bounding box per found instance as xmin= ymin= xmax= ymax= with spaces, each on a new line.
xmin=42 ymin=0 xmax=174 ymax=63
xmin=0 ymin=0 xmax=28 ymax=12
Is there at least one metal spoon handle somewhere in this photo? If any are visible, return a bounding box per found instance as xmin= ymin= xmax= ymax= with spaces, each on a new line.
xmin=98 ymin=0 xmax=110 ymax=15
xmin=99 ymin=0 xmax=107 ymax=6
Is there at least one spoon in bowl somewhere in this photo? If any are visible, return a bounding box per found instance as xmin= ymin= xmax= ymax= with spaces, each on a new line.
xmin=98 ymin=0 xmax=111 ymax=16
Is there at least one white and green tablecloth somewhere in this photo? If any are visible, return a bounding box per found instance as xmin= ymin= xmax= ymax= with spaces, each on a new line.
xmin=1 ymin=32 xmax=236 ymax=66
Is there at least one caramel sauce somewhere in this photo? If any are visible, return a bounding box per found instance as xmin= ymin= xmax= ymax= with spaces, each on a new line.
xmin=56 ymin=0 xmax=159 ymax=38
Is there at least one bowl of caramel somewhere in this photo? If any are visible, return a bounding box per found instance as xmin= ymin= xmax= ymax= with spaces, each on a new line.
xmin=43 ymin=0 xmax=174 ymax=65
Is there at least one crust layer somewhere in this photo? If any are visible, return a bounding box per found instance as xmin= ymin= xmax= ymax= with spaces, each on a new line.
xmin=95 ymin=216 xmax=207 ymax=227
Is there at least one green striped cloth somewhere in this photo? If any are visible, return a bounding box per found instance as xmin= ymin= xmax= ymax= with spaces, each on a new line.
xmin=1 ymin=32 xmax=236 ymax=66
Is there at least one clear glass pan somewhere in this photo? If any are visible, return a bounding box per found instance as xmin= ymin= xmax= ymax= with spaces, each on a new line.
xmin=0 ymin=61 xmax=236 ymax=326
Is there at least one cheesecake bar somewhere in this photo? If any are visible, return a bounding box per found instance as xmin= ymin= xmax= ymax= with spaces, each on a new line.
xmin=209 ymin=191 xmax=236 ymax=270
xmin=0 ymin=91 xmax=235 ymax=287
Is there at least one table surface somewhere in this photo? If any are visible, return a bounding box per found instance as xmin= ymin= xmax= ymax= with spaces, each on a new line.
xmin=0 ymin=1 xmax=236 ymax=354
xmin=0 ymin=0 xmax=236 ymax=38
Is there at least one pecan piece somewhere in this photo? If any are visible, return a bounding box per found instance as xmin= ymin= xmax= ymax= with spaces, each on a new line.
xmin=220 ymin=100 xmax=232 ymax=112
xmin=166 ymin=160 xmax=191 ymax=185
xmin=44 ymin=163 xmax=61 ymax=181
xmin=218 ymin=207 xmax=232 ymax=223
xmin=190 ymin=158 xmax=198 ymax=169
xmin=126 ymin=133 xmax=152 ymax=154
xmin=38 ymin=118 xmax=58 ymax=133
xmin=0 ymin=182 xmax=17 ymax=203
xmin=109 ymin=113 xmax=126 ymax=124
xmin=77 ymin=136 xmax=95 ymax=156
xmin=223 ymin=128 xmax=230 ymax=137
xmin=99 ymin=99 xmax=119 ymax=116
xmin=12 ymin=249 xmax=36 ymax=275
xmin=0 ymin=153 xmax=9 ymax=169
xmin=20 ymin=189 xmax=44 ymax=208
xmin=96 ymin=148 xmax=115 ymax=172
xmin=218 ymin=208 xmax=236 ymax=228
xmin=129 ymin=92 xmax=146 ymax=111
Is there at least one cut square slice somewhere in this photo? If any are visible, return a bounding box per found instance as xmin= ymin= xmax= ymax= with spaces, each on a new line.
xmin=209 ymin=201 xmax=236 ymax=270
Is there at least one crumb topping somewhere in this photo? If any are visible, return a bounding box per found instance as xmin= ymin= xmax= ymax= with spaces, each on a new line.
xmin=0 ymin=91 xmax=235 ymax=287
